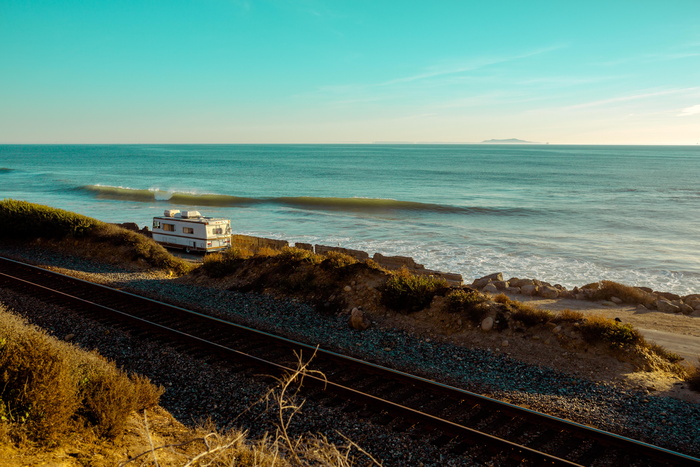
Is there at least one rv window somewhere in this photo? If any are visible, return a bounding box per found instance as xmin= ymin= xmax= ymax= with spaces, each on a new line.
xmin=183 ymin=227 xmax=194 ymax=234
xmin=213 ymin=227 xmax=223 ymax=235
xmin=163 ymin=224 xmax=175 ymax=232
xmin=153 ymin=220 xmax=160 ymax=229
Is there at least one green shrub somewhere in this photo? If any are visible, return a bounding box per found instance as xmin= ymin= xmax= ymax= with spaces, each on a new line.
xmin=446 ymin=289 xmax=490 ymax=323
xmin=0 ymin=306 xmax=163 ymax=444
xmin=321 ymin=251 xmax=358 ymax=269
xmin=381 ymin=268 xmax=448 ymax=313
xmin=276 ymin=247 xmax=323 ymax=265
xmin=578 ymin=315 xmax=645 ymax=349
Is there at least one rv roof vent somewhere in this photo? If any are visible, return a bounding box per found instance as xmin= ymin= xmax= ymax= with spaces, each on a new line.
xmin=181 ymin=210 xmax=202 ymax=219
xmin=164 ymin=209 xmax=180 ymax=217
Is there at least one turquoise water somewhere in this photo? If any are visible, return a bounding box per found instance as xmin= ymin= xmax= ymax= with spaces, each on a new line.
xmin=1 ymin=144 xmax=699 ymax=294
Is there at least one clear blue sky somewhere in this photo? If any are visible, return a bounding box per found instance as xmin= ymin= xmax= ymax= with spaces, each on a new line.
xmin=1 ymin=0 xmax=699 ymax=144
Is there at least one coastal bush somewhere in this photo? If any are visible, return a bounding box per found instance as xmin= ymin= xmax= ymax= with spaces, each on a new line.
xmin=276 ymin=247 xmax=323 ymax=265
xmin=0 ymin=199 xmax=98 ymax=239
xmin=446 ymin=289 xmax=490 ymax=323
xmin=321 ymin=251 xmax=358 ymax=269
xmin=381 ymin=268 xmax=448 ymax=313
xmin=0 ymin=200 xmax=192 ymax=274
xmin=581 ymin=280 xmax=655 ymax=306
xmin=578 ymin=315 xmax=645 ymax=349
xmin=0 ymin=306 xmax=163 ymax=443
xmin=201 ymin=247 xmax=251 ymax=277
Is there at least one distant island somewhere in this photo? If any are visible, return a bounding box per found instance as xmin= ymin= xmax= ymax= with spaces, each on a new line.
xmin=482 ymin=138 xmax=538 ymax=144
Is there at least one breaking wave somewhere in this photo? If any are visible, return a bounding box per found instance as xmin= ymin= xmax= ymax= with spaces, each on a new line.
xmin=80 ymin=185 xmax=260 ymax=206
xmin=79 ymin=185 xmax=537 ymax=216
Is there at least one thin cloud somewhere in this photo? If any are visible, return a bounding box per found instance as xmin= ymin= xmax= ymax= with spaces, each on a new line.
xmin=679 ymin=104 xmax=700 ymax=116
xmin=567 ymin=88 xmax=700 ymax=110
xmin=378 ymin=44 xmax=567 ymax=87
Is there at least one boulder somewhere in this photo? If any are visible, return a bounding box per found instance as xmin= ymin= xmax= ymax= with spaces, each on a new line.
xmin=521 ymin=284 xmax=538 ymax=296
xmin=539 ymin=286 xmax=559 ymax=299
xmin=481 ymin=316 xmax=494 ymax=331
xmin=348 ymin=307 xmax=370 ymax=330
xmin=483 ymin=283 xmax=499 ymax=294
xmin=610 ymin=296 xmax=623 ymax=304
xmin=472 ymin=272 xmax=503 ymax=289
xmin=493 ymin=280 xmax=509 ymax=290
xmin=509 ymin=278 xmax=534 ymax=287
xmin=680 ymin=304 xmax=695 ymax=315
xmin=656 ymin=291 xmax=681 ymax=301
xmin=506 ymin=287 xmax=521 ymax=294
xmin=655 ymin=300 xmax=680 ymax=314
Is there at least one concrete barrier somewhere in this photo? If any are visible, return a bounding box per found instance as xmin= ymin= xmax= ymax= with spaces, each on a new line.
xmin=231 ymin=235 xmax=289 ymax=252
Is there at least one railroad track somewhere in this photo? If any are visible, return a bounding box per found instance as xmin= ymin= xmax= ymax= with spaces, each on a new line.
xmin=0 ymin=255 xmax=697 ymax=466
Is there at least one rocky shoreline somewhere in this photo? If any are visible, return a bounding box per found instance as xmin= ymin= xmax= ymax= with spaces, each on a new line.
xmin=470 ymin=272 xmax=700 ymax=317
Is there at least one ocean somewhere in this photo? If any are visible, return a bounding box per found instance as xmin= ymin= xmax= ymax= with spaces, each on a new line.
xmin=1 ymin=144 xmax=698 ymax=295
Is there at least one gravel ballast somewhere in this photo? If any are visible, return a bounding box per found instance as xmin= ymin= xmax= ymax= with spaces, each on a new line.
xmin=1 ymin=246 xmax=698 ymax=464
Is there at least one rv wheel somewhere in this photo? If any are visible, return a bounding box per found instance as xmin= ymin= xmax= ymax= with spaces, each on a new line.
xmin=185 ymin=247 xmax=191 ymax=253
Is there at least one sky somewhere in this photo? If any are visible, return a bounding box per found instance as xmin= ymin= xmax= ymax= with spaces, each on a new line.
xmin=1 ymin=0 xmax=699 ymax=144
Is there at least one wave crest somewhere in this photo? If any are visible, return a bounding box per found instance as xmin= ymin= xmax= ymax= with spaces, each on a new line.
xmin=78 ymin=186 xmax=534 ymax=215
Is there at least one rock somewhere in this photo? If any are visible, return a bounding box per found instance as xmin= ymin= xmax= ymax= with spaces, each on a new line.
xmin=656 ymin=291 xmax=681 ymax=301
xmin=655 ymin=299 xmax=681 ymax=314
xmin=686 ymin=298 xmax=700 ymax=310
xmin=506 ymin=286 xmax=521 ymax=294
xmin=610 ymin=296 xmax=623 ymax=304
xmin=539 ymin=286 xmax=559 ymax=299
xmin=521 ymin=284 xmax=538 ymax=296
xmin=343 ymin=285 xmax=352 ymax=292
xmin=501 ymin=339 xmax=509 ymax=347
xmin=691 ymin=309 xmax=700 ymax=318
xmin=481 ymin=316 xmax=494 ymax=331
xmin=472 ymin=272 xmax=503 ymax=289
xmin=483 ymin=283 xmax=499 ymax=294
xmin=510 ymin=278 xmax=534 ymax=287
xmin=601 ymin=301 xmax=617 ymax=307
xmin=348 ymin=307 xmax=370 ymax=330
xmin=493 ymin=280 xmax=509 ymax=290
xmin=679 ymin=303 xmax=695 ymax=315
xmin=64 ymin=333 xmax=75 ymax=341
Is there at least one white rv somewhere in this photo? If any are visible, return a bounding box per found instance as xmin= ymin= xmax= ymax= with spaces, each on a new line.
xmin=152 ymin=210 xmax=231 ymax=253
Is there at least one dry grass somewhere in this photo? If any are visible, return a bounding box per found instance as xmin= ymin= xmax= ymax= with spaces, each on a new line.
xmin=554 ymin=309 xmax=585 ymax=322
xmin=0 ymin=305 xmax=163 ymax=444
xmin=120 ymin=351 xmax=380 ymax=466
xmin=581 ymin=280 xmax=655 ymax=306
xmin=493 ymin=294 xmax=555 ymax=325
